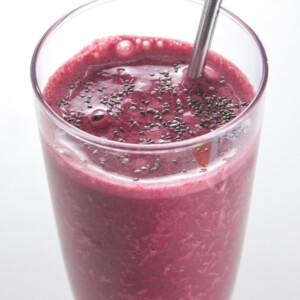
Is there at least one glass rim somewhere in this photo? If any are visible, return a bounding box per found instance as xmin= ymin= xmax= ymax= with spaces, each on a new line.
xmin=30 ymin=0 xmax=268 ymax=151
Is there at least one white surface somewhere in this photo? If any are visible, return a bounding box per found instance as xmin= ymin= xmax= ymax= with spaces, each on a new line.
xmin=0 ymin=0 xmax=299 ymax=299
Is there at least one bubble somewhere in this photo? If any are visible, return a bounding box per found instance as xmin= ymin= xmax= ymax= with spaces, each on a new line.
xmin=142 ymin=40 xmax=151 ymax=50
xmin=116 ymin=40 xmax=134 ymax=57
xmin=92 ymin=51 xmax=100 ymax=59
xmin=156 ymin=40 xmax=163 ymax=48
xmin=90 ymin=109 xmax=106 ymax=122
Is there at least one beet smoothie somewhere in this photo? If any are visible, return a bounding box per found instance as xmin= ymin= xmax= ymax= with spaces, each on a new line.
xmin=41 ymin=36 xmax=258 ymax=300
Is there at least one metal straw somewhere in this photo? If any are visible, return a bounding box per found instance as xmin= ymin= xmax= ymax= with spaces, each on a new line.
xmin=188 ymin=0 xmax=223 ymax=78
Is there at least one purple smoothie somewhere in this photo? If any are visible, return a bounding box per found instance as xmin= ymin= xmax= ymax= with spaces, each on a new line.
xmin=42 ymin=36 xmax=257 ymax=300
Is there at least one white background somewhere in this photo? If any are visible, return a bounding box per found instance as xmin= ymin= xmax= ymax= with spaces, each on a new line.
xmin=0 ymin=0 xmax=299 ymax=299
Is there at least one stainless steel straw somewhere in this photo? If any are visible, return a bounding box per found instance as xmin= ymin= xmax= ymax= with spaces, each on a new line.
xmin=188 ymin=0 xmax=223 ymax=78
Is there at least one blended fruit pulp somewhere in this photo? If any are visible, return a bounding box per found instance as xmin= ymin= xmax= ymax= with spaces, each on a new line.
xmin=41 ymin=36 xmax=258 ymax=300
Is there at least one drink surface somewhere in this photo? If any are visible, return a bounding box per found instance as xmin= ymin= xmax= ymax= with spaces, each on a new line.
xmin=44 ymin=36 xmax=253 ymax=144
xmin=42 ymin=36 xmax=257 ymax=300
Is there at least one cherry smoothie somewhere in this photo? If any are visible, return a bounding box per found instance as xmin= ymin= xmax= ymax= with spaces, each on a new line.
xmin=41 ymin=36 xmax=258 ymax=300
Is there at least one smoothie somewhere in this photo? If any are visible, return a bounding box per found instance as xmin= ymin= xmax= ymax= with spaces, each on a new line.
xmin=41 ymin=36 xmax=258 ymax=300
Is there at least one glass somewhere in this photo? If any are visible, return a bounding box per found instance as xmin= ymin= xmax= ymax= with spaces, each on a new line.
xmin=31 ymin=0 xmax=268 ymax=299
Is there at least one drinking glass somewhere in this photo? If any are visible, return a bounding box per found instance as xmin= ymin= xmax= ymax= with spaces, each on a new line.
xmin=31 ymin=0 xmax=268 ymax=299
